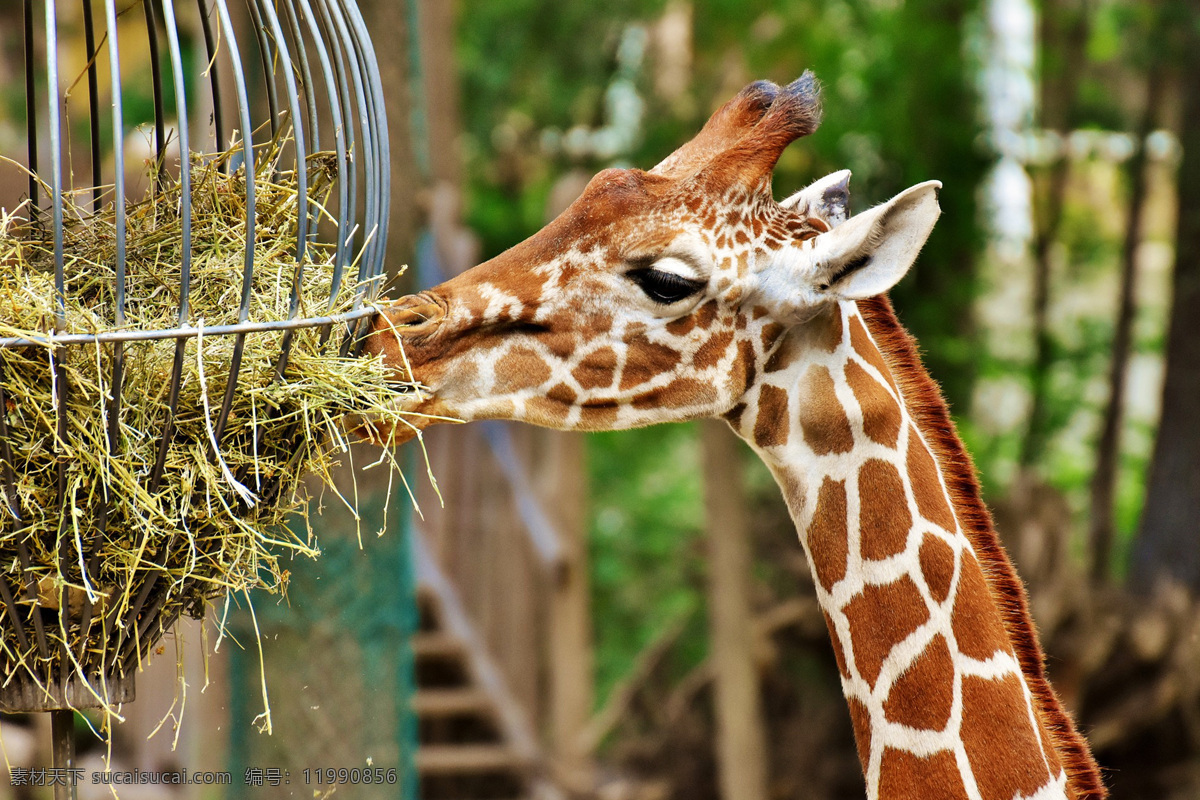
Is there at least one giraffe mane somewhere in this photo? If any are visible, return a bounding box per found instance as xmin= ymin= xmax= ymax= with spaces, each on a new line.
xmin=857 ymin=295 xmax=1107 ymax=800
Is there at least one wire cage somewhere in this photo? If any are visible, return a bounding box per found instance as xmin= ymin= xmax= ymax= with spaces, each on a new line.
xmin=0 ymin=0 xmax=390 ymax=733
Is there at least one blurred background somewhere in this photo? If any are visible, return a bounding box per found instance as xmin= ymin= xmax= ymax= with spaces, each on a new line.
xmin=2 ymin=0 xmax=1199 ymax=798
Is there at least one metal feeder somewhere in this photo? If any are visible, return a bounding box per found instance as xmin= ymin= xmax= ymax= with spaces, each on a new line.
xmin=0 ymin=0 xmax=389 ymax=795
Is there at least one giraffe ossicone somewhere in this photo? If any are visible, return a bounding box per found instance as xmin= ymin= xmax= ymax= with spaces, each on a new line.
xmin=361 ymin=73 xmax=1105 ymax=800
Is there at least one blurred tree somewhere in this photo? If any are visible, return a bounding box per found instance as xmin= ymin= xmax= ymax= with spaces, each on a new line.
xmin=1129 ymin=1 xmax=1200 ymax=594
xmin=1088 ymin=1 xmax=1168 ymax=584
xmin=1020 ymin=0 xmax=1091 ymax=468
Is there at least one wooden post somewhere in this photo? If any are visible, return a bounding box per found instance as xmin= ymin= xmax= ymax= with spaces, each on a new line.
xmin=538 ymin=432 xmax=596 ymax=789
xmin=701 ymin=419 xmax=768 ymax=800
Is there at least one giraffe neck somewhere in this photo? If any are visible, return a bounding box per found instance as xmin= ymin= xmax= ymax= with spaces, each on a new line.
xmin=729 ymin=297 xmax=1103 ymax=800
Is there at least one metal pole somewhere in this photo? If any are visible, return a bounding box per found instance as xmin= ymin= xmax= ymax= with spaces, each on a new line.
xmin=50 ymin=709 xmax=77 ymax=800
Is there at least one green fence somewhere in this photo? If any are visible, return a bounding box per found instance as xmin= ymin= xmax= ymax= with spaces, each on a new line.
xmin=227 ymin=457 xmax=418 ymax=799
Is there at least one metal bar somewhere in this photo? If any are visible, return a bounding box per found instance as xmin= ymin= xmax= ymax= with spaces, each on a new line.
xmin=23 ymin=0 xmax=39 ymax=220
xmin=314 ymin=0 xmax=357 ymax=312
xmin=0 ymin=305 xmax=378 ymax=349
xmin=17 ymin=539 xmax=49 ymax=661
xmin=258 ymin=0 xmax=310 ymax=381
xmin=211 ymin=0 xmax=258 ymax=443
xmin=81 ymin=0 xmax=131 ymax=666
xmin=45 ymin=0 xmax=73 ymax=688
xmin=246 ymin=0 xmax=280 ymax=139
xmin=81 ymin=0 xmax=102 ymax=212
xmin=298 ymin=0 xmax=351 ymax=314
xmin=281 ymin=0 xmax=320 ymax=154
xmin=142 ymin=0 xmax=167 ymax=193
xmin=51 ymin=709 xmax=77 ymax=800
xmin=144 ymin=0 xmax=195 ymax=498
xmin=342 ymin=0 xmax=389 ymax=290
xmin=196 ymin=0 xmax=226 ymax=155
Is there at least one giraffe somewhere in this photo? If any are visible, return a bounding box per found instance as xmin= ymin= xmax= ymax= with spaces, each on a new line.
xmin=359 ymin=74 xmax=1105 ymax=800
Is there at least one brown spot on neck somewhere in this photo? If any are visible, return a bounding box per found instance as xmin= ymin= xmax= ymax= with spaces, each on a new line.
xmin=919 ymin=533 xmax=957 ymax=605
xmin=879 ymin=748 xmax=968 ymax=800
xmin=858 ymin=459 xmax=912 ymax=561
xmin=961 ymin=673 xmax=1054 ymax=800
xmin=798 ymin=365 xmax=854 ymax=455
xmin=692 ymin=329 xmax=735 ymax=370
xmin=753 ymin=384 xmax=790 ymax=448
xmin=883 ymin=633 xmax=954 ymax=731
xmin=951 ymin=555 xmax=1011 ymax=661
xmin=845 ymin=359 xmax=901 ymax=447
xmin=849 ymin=312 xmax=898 ymax=393
xmin=808 ymin=478 xmax=848 ymax=592
xmin=843 ymin=576 xmax=929 ymax=688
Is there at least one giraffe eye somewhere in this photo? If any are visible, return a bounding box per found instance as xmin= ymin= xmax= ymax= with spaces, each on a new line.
xmin=627 ymin=267 xmax=706 ymax=305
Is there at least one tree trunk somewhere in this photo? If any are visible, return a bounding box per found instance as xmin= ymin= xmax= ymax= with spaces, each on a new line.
xmin=1130 ymin=9 xmax=1200 ymax=593
xmin=1020 ymin=0 xmax=1091 ymax=468
xmin=1088 ymin=59 xmax=1165 ymax=584
xmin=701 ymin=420 xmax=768 ymax=800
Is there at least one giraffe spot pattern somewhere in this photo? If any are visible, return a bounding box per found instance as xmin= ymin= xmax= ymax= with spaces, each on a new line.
xmin=808 ymin=478 xmax=848 ymax=592
xmin=633 ymin=378 xmax=717 ymax=410
xmin=918 ymin=533 xmax=957 ymax=604
xmin=858 ymin=459 xmax=912 ymax=561
xmin=547 ymin=383 xmax=577 ymax=405
xmin=878 ymin=748 xmax=969 ymax=800
xmin=572 ymin=347 xmax=618 ymax=390
xmin=692 ymin=329 xmax=735 ymax=370
xmin=849 ymin=314 xmax=898 ymax=393
xmin=883 ymin=633 xmax=954 ymax=731
xmin=816 ymin=306 xmax=844 ymax=354
xmin=951 ymin=556 xmax=1012 ymax=661
xmin=753 ymin=384 xmax=790 ymax=448
xmin=619 ymin=334 xmax=682 ymax=391
xmin=845 ymin=359 xmax=901 ymax=447
xmin=907 ymin=428 xmax=958 ymax=530
xmin=846 ymin=696 xmax=873 ymax=773
xmin=798 ymin=365 xmax=854 ymax=455
xmin=494 ymin=346 xmax=553 ymax=393
xmin=961 ymin=674 xmax=1053 ymax=800
xmin=843 ymin=575 xmax=929 ymax=688
xmin=823 ymin=610 xmax=851 ymax=680
xmin=578 ymin=403 xmax=618 ymax=429
xmin=526 ymin=396 xmax=570 ymax=427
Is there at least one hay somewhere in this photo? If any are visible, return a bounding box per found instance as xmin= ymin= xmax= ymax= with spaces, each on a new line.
xmin=0 ymin=139 xmax=416 ymax=715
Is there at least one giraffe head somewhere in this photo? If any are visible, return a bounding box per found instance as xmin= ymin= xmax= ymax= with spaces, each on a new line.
xmin=358 ymin=73 xmax=941 ymax=444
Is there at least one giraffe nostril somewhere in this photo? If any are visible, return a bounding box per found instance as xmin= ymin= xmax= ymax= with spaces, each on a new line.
xmin=383 ymin=293 xmax=445 ymax=331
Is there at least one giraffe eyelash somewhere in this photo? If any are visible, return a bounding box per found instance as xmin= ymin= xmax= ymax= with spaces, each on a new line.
xmin=626 ymin=267 xmax=707 ymax=305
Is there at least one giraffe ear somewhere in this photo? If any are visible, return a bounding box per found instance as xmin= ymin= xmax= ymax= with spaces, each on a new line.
xmin=813 ymin=180 xmax=942 ymax=299
xmin=781 ymin=169 xmax=851 ymax=228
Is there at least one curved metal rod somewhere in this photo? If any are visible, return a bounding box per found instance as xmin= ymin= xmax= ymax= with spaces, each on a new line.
xmin=142 ymin=0 xmax=167 ymax=193
xmin=23 ymin=0 xmax=39 ymax=220
xmin=196 ymin=0 xmax=226 ymax=156
xmin=79 ymin=0 xmax=132 ymax=666
xmin=326 ymin=0 xmax=377 ymax=299
xmin=299 ymin=0 xmax=352 ymax=313
xmin=0 ymin=305 xmax=379 ymax=349
xmin=313 ymin=0 xmax=358 ymax=308
xmin=281 ymin=0 xmax=320 ymax=155
xmin=211 ymin=0 xmax=259 ymax=442
xmin=341 ymin=0 xmax=390 ymax=289
xmin=254 ymin=0 xmax=310 ymax=384
xmin=147 ymin=0 xmax=196 ymax=497
xmin=81 ymin=0 xmax=102 ymax=212
xmin=246 ymin=0 xmax=280 ymax=140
